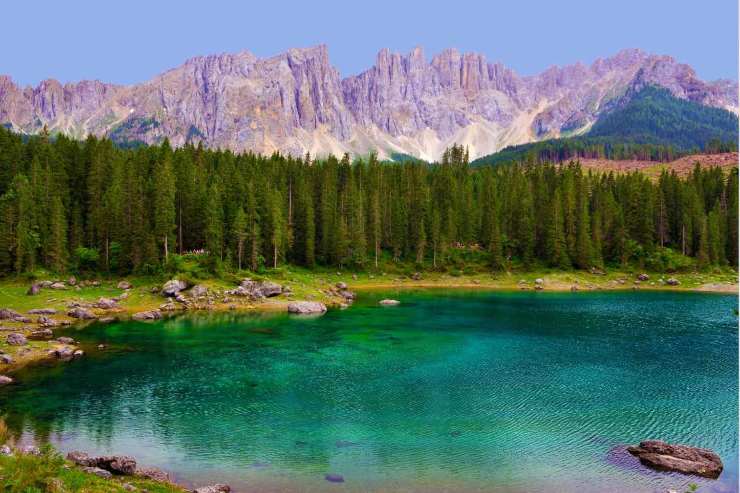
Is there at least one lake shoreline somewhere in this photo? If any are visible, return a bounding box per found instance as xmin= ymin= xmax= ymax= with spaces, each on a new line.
xmin=0 ymin=270 xmax=736 ymax=374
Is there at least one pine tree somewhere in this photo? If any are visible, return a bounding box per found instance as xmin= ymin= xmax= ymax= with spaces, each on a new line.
xmin=47 ymin=194 xmax=67 ymax=272
xmin=574 ymin=193 xmax=593 ymax=269
xmin=545 ymin=190 xmax=570 ymax=268
xmin=152 ymin=155 xmax=177 ymax=263
xmin=205 ymin=182 xmax=224 ymax=261
xmin=232 ymin=208 xmax=247 ymax=270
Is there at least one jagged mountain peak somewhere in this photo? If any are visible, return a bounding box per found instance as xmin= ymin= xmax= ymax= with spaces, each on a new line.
xmin=0 ymin=46 xmax=736 ymax=160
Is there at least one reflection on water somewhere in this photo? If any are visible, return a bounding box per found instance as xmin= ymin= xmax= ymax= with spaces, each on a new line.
xmin=1 ymin=290 xmax=737 ymax=493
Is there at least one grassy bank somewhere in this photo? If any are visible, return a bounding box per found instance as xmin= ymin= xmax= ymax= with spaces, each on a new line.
xmin=0 ymin=449 xmax=186 ymax=493
xmin=0 ymin=267 xmax=736 ymax=374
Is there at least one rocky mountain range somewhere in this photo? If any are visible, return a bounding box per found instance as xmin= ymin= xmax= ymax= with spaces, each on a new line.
xmin=0 ymin=46 xmax=737 ymax=161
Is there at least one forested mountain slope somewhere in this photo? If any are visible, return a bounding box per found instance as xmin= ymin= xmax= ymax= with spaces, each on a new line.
xmin=471 ymin=86 xmax=739 ymax=166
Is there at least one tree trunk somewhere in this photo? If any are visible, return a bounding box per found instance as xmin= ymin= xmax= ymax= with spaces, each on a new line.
xmin=164 ymin=235 xmax=169 ymax=263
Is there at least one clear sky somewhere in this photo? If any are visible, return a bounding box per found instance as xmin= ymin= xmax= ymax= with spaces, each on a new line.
xmin=2 ymin=0 xmax=737 ymax=86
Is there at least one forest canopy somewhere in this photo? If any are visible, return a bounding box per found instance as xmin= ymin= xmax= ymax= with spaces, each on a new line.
xmin=0 ymin=127 xmax=736 ymax=277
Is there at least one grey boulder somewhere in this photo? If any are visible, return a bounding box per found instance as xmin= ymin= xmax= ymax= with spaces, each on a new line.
xmin=287 ymin=301 xmax=327 ymax=314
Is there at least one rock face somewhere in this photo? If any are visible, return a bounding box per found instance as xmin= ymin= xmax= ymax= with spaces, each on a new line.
xmin=627 ymin=440 xmax=723 ymax=478
xmin=287 ymin=301 xmax=327 ymax=314
xmin=1 ymin=47 xmax=736 ymax=161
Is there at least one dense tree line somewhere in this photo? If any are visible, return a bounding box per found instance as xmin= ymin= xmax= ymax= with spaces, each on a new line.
xmin=0 ymin=127 xmax=736 ymax=276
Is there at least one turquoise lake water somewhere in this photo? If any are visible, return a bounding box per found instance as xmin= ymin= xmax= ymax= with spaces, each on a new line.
xmin=0 ymin=290 xmax=737 ymax=492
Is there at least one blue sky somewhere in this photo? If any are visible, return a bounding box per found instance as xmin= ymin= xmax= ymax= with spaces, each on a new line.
xmin=3 ymin=0 xmax=737 ymax=86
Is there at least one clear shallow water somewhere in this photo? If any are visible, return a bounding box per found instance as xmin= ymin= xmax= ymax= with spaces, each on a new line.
xmin=0 ymin=290 xmax=737 ymax=492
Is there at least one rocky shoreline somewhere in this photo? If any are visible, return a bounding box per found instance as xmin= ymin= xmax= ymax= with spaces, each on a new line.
xmin=0 ymin=270 xmax=736 ymax=380
xmin=0 ymin=276 xmax=356 ymax=379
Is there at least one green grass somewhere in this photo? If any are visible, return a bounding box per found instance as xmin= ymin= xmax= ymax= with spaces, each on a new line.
xmin=0 ymin=447 xmax=185 ymax=493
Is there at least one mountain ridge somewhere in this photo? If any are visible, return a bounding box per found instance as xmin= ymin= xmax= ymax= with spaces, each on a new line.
xmin=0 ymin=46 xmax=736 ymax=160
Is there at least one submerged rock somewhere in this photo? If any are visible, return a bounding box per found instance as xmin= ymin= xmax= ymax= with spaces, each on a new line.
xmin=287 ymin=301 xmax=327 ymax=314
xmin=627 ymin=440 xmax=723 ymax=478
xmin=324 ymin=473 xmax=345 ymax=483
xmin=0 ymin=375 xmax=13 ymax=385
xmin=379 ymin=299 xmax=400 ymax=306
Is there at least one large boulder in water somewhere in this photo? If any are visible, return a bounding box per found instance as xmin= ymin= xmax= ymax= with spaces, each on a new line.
xmin=627 ymin=440 xmax=723 ymax=478
xmin=287 ymin=301 xmax=327 ymax=314
xmin=161 ymin=279 xmax=188 ymax=297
